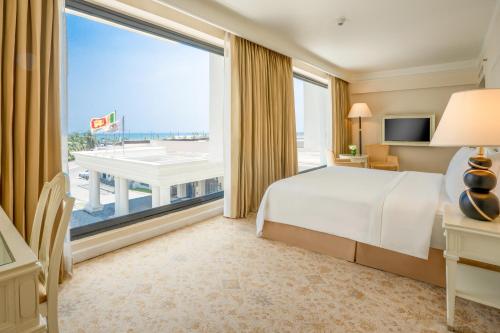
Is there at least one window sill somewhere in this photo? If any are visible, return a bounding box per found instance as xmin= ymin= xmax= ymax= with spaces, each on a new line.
xmin=299 ymin=164 xmax=326 ymax=174
xmin=71 ymin=199 xmax=223 ymax=263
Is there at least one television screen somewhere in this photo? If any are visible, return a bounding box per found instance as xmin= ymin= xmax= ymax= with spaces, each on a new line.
xmin=384 ymin=118 xmax=431 ymax=142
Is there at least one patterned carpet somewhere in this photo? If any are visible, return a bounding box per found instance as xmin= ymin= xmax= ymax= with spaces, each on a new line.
xmin=59 ymin=215 xmax=500 ymax=333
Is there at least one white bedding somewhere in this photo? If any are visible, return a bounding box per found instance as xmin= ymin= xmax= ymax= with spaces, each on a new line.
xmin=256 ymin=166 xmax=444 ymax=259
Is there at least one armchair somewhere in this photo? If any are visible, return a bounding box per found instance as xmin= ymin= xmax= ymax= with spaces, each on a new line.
xmin=366 ymin=144 xmax=400 ymax=171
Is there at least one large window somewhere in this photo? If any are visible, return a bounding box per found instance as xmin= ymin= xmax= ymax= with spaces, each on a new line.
xmin=66 ymin=3 xmax=224 ymax=239
xmin=293 ymin=74 xmax=329 ymax=171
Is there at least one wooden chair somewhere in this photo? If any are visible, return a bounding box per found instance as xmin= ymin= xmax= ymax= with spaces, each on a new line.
xmin=365 ymin=144 xmax=400 ymax=171
xmin=30 ymin=173 xmax=75 ymax=333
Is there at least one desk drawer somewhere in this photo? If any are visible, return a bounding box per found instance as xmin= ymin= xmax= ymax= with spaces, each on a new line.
xmin=0 ymin=281 xmax=15 ymax=332
xmin=459 ymin=233 xmax=500 ymax=266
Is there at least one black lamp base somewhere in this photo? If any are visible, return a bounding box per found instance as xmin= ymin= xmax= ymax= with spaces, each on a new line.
xmin=459 ymin=153 xmax=500 ymax=221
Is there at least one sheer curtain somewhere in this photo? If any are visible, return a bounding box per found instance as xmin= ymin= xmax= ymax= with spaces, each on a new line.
xmin=223 ymin=33 xmax=234 ymax=218
xmin=59 ymin=0 xmax=73 ymax=278
xmin=223 ymin=34 xmax=297 ymax=218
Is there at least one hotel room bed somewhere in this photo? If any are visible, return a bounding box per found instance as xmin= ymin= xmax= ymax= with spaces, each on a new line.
xmin=256 ymin=166 xmax=450 ymax=286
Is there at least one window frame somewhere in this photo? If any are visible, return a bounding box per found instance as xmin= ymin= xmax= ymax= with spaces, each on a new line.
xmin=65 ymin=0 xmax=224 ymax=56
xmin=70 ymin=192 xmax=223 ymax=240
xmin=293 ymin=72 xmax=329 ymax=172
xmin=65 ymin=1 xmax=225 ymax=240
xmin=293 ymin=72 xmax=328 ymax=89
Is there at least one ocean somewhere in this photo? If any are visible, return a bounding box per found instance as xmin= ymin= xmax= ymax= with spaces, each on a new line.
xmin=94 ymin=132 xmax=208 ymax=141
xmin=87 ymin=132 xmax=305 ymax=141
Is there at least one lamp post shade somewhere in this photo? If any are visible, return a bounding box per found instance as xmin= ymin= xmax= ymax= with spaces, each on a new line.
xmin=348 ymin=103 xmax=372 ymax=118
xmin=430 ymin=89 xmax=500 ymax=147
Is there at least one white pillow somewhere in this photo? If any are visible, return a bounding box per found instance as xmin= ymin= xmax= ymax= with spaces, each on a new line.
xmin=445 ymin=147 xmax=476 ymax=204
xmin=488 ymin=151 xmax=500 ymax=199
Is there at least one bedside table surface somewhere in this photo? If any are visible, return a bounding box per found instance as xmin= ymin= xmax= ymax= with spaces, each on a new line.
xmin=443 ymin=204 xmax=500 ymax=237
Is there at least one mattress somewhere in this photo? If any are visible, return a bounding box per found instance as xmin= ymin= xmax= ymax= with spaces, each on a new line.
xmin=257 ymin=166 xmax=445 ymax=259
xmin=431 ymin=186 xmax=452 ymax=250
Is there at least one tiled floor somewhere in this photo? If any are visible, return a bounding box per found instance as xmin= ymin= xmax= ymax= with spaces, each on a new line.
xmin=59 ymin=215 xmax=500 ymax=332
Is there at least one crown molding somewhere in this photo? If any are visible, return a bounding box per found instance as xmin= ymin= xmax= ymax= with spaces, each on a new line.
xmin=349 ymin=60 xmax=478 ymax=81
xmin=350 ymin=60 xmax=479 ymax=94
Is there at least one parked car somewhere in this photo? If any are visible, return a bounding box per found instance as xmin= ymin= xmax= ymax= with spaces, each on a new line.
xmin=78 ymin=170 xmax=89 ymax=180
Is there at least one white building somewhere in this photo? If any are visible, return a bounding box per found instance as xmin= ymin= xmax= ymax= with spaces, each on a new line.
xmin=73 ymin=143 xmax=223 ymax=216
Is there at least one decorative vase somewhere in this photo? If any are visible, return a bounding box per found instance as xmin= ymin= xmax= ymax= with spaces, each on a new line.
xmin=459 ymin=153 xmax=500 ymax=221
xmin=348 ymin=145 xmax=357 ymax=156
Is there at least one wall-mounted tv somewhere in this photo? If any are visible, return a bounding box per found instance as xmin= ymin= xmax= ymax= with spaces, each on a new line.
xmin=382 ymin=114 xmax=435 ymax=146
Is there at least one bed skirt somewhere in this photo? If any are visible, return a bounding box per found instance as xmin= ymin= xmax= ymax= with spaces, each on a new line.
xmin=262 ymin=221 xmax=446 ymax=287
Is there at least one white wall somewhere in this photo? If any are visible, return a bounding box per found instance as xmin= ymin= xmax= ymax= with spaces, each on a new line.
xmin=481 ymin=1 xmax=500 ymax=88
xmin=351 ymin=84 xmax=477 ymax=173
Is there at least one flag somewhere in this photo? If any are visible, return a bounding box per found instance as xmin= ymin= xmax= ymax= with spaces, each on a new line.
xmin=90 ymin=111 xmax=118 ymax=133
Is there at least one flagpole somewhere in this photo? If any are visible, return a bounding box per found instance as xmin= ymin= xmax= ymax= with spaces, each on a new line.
xmin=122 ymin=115 xmax=125 ymax=154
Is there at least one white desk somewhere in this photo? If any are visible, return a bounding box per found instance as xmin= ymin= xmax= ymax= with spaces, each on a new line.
xmin=443 ymin=204 xmax=500 ymax=329
xmin=0 ymin=207 xmax=45 ymax=332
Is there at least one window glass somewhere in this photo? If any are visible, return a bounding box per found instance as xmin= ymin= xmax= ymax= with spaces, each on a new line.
xmin=66 ymin=12 xmax=224 ymax=236
xmin=293 ymin=77 xmax=329 ymax=171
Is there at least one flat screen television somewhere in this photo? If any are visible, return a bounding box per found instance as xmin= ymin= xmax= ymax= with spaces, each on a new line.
xmin=382 ymin=114 xmax=435 ymax=146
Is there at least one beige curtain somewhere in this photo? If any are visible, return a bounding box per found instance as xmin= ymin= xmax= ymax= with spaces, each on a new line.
xmin=331 ymin=76 xmax=352 ymax=156
xmin=0 ymin=0 xmax=62 ymax=243
xmin=228 ymin=35 xmax=297 ymax=218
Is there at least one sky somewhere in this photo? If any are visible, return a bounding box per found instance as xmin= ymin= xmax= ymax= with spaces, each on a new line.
xmin=67 ymin=13 xmax=305 ymax=134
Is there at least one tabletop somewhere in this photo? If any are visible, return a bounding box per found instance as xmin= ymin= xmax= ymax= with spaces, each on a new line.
xmin=443 ymin=204 xmax=500 ymax=237
xmin=0 ymin=233 xmax=14 ymax=266
xmin=0 ymin=206 xmax=38 ymax=274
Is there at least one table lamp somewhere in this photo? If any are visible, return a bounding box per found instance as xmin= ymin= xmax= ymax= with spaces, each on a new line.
xmin=431 ymin=89 xmax=500 ymax=221
xmin=348 ymin=103 xmax=372 ymax=155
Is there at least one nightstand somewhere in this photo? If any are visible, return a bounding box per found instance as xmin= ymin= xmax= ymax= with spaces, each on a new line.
xmin=443 ymin=204 xmax=500 ymax=329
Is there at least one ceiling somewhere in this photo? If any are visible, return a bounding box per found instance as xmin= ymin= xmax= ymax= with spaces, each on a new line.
xmin=161 ymin=0 xmax=497 ymax=75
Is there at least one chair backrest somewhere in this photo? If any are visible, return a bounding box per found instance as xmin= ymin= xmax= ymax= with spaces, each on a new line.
xmin=30 ymin=173 xmax=74 ymax=298
xmin=366 ymin=144 xmax=389 ymax=163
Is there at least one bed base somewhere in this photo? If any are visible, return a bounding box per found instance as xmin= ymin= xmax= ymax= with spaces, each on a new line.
xmin=262 ymin=221 xmax=446 ymax=287
xmin=262 ymin=220 xmax=357 ymax=262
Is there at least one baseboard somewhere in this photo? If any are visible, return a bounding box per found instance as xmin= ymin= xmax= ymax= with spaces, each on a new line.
xmin=71 ymin=199 xmax=223 ymax=263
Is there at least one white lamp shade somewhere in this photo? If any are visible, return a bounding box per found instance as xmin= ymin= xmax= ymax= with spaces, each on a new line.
xmin=348 ymin=103 xmax=372 ymax=118
xmin=431 ymin=89 xmax=500 ymax=147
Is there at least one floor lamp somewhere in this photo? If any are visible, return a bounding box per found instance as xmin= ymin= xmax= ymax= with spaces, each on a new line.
xmin=348 ymin=103 xmax=372 ymax=155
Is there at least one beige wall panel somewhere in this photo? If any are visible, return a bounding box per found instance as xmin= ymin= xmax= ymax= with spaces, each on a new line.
xmin=351 ymin=85 xmax=477 ymax=173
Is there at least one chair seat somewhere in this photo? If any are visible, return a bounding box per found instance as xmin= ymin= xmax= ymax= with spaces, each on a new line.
xmin=370 ymin=162 xmax=399 ymax=171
